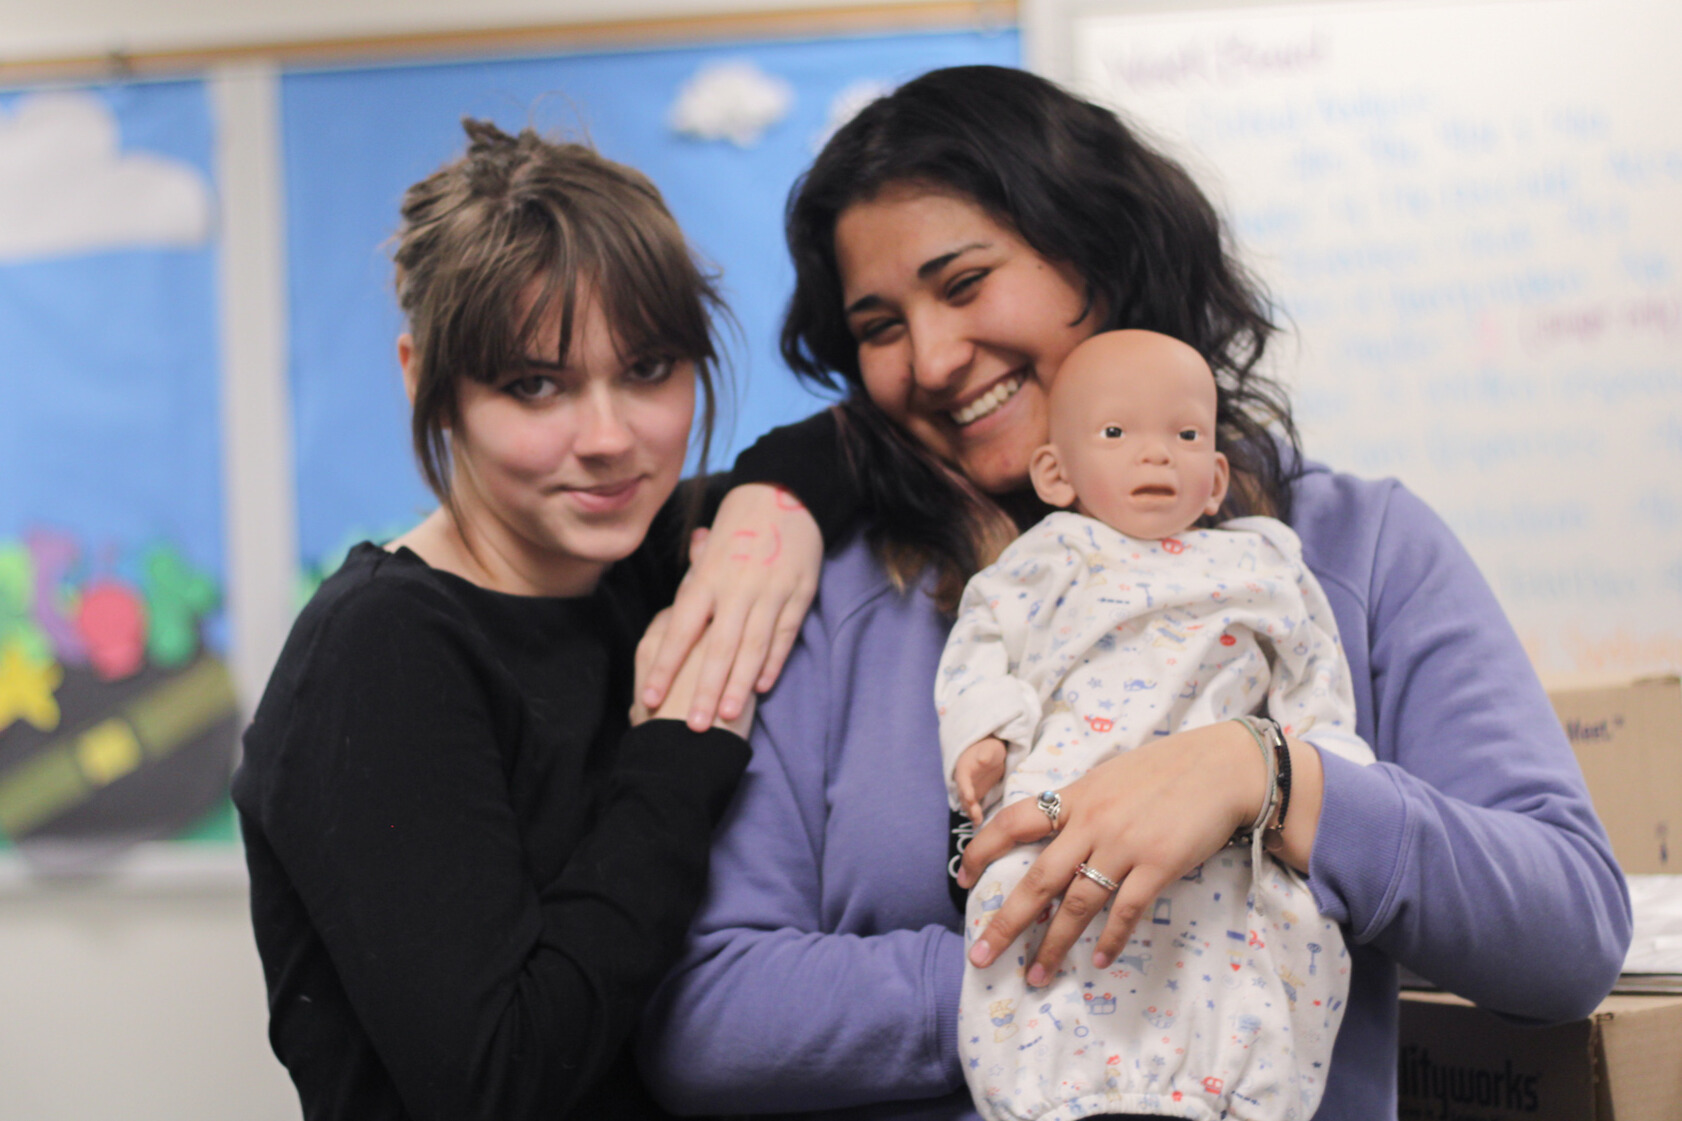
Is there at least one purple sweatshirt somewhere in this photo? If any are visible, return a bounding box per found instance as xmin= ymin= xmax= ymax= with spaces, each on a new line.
xmin=639 ymin=461 xmax=1631 ymax=1120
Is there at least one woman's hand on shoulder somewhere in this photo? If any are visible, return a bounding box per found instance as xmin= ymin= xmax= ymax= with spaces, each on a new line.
xmin=957 ymin=721 xmax=1278 ymax=986
xmin=636 ymin=483 xmax=821 ymax=732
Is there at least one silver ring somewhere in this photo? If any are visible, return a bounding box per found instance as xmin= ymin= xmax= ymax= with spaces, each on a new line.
xmin=1075 ymin=862 xmax=1120 ymax=893
xmin=1035 ymin=790 xmax=1062 ymax=830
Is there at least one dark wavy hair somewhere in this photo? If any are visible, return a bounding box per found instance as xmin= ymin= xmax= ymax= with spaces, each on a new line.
xmin=781 ymin=65 xmax=1300 ymax=607
xmin=394 ymin=118 xmax=725 ymax=524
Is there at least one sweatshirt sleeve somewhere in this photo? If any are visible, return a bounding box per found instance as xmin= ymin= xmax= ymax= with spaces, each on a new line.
xmin=244 ymin=580 xmax=749 ymax=1120
xmin=638 ymin=593 xmax=967 ymax=1112
xmin=728 ymin=407 xmax=863 ymax=548
xmin=1303 ymin=483 xmax=1631 ymax=1024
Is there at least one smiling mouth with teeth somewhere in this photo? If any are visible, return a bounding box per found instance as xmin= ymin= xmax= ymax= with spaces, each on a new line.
xmin=950 ymin=374 xmax=1027 ymax=426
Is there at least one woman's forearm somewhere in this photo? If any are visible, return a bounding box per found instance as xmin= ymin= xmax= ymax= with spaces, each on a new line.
xmin=643 ymin=923 xmax=965 ymax=1112
xmin=1309 ymin=749 xmax=1628 ymax=1022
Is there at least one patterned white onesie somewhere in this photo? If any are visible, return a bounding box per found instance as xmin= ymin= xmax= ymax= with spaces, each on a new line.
xmin=936 ymin=512 xmax=1374 ymax=1121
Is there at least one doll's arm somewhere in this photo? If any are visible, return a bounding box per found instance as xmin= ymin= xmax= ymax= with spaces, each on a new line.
xmin=935 ymin=562 xmax=1043 ymax=813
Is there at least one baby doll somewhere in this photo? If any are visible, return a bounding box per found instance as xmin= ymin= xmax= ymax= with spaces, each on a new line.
xmin=936 ymin=330 xmax=1374 ymax=1121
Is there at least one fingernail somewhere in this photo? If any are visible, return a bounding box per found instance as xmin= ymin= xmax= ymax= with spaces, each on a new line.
xmin=643 ymin=687 xmax=660 ymax=706
xmin=1026 ymin=964 xmax=1048 ymax=987
xmin=1093 ymin=951 xmax=1112 ymax=970
xmin=969 ymin=939 xmax=993 ymax=967
xmin=720 ymin=700 xmax=739 ymax=720
xmin=956 ymin=869 xmax=973 ymax=889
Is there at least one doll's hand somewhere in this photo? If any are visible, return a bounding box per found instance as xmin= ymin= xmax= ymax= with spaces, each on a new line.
xmin=639 ymin=484 xmax=822 ymax=732
xmin=956 ymin=721 xmax=1267 ymax=986
xmin=954 ymin=737 xmax=1008 ymax=825
xmin=634 ymin=607 xmax=755 ymax=738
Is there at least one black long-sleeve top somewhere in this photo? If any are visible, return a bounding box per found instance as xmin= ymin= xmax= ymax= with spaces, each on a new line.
xmin=234 ymin=448 xmax=855 ymax=1120
xmin=234 ymin=530 xmax=745 ymax=1118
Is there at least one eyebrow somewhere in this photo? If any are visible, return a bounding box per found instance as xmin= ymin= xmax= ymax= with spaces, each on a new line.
xmin=843 ymin=241 xmax=992 ymax=317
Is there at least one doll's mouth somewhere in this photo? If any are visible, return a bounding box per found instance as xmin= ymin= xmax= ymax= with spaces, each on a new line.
xmin=1132 ymin=486 xmax=1176 ymax=498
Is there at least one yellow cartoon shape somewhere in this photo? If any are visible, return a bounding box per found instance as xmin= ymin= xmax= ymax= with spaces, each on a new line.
xmin=989 ymin=998 xmax=1019 ymax=1042
xmin=0 ymin=638 xmax=62 ymax=734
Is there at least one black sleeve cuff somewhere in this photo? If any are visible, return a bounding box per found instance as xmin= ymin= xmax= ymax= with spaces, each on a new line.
xmin=617 ymin=722 xmax=751 ymax=824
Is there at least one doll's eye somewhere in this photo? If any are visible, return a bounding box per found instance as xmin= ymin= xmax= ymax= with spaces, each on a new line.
xmin=1179 ymin=428 xmax=1200 ymax=441
xmin=1102 ymin=425 xmax=1124 ymax=439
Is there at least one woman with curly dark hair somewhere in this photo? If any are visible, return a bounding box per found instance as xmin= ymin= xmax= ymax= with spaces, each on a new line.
xmin=641 ymin=66 xmax=1628 ymax=1120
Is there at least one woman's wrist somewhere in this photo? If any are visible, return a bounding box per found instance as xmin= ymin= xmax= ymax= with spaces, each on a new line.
xmin=1217 ymin=718 xmax=1321 ymax=873
xmin=1266 ymin=736 xmax=1323 ymax=873
xmin=1214 ymin=719 xmax=1271 ymax=844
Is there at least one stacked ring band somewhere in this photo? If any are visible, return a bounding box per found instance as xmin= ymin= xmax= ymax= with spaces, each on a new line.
xmin=1075 ymin=862 xmax=1120 ymax=892
xmin=1036 ymin=790 xmax=1062 ymax=830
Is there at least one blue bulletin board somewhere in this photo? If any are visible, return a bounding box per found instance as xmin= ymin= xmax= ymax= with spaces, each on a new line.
xmin=281 ymin=28 xmax=1022 ymax=576
xmin=0 ymin=81 xmax=239 ymax=861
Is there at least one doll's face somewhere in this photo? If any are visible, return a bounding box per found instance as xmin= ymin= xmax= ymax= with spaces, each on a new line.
xmin=1029 ymin=330 xmax=1229 ymax=540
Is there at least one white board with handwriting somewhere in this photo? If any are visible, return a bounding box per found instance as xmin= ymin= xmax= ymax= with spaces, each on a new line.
xmin=1029 ymin=0 xmax=1682 ymax=677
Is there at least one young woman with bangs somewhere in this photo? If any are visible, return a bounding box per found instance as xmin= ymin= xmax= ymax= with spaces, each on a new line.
xmin=234 ymin=119 xmax=844 ymax=1120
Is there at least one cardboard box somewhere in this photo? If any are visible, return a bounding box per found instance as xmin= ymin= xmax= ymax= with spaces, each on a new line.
xmin=1547 ymin=675 xmax=1681 ymax=875
xmin=1398 ymin=990 xmax=1682 ymax=1121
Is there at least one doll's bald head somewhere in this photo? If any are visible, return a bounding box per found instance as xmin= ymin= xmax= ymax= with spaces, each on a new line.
xmin=1031 ymin=330 xmax=1229 ymax=540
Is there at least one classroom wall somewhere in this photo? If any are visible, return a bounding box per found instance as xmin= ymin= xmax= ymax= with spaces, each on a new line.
xmin=0 ymin=858 xmax=296 ymax=1121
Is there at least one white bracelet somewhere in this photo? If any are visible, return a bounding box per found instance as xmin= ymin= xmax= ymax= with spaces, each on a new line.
xmin=1229 ymin=716 xmax=1278 ymax=847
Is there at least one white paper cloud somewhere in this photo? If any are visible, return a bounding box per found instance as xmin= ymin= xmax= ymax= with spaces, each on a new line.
xmin=813 ymin=80 xmax=894 ymax=151
xmin=669 ymin=61 xmax=794 ymax=148
xmin=0 ymin=92 xmax=212 ymax=264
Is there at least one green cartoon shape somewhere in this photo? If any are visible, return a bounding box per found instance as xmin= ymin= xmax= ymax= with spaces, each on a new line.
xmin=297 ymin=523 xmax=416 ymax=608
xmin=141 ymin=544 xmax=220 ymax=668
xmin=0 ymin=545 xmax=52 ymax=666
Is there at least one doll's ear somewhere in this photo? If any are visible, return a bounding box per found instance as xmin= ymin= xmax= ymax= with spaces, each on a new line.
xmin=1204 ymin=451 xmax=1231 ymax=517
xmin=1030 ymin=443 xmax=1078 ymax=508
